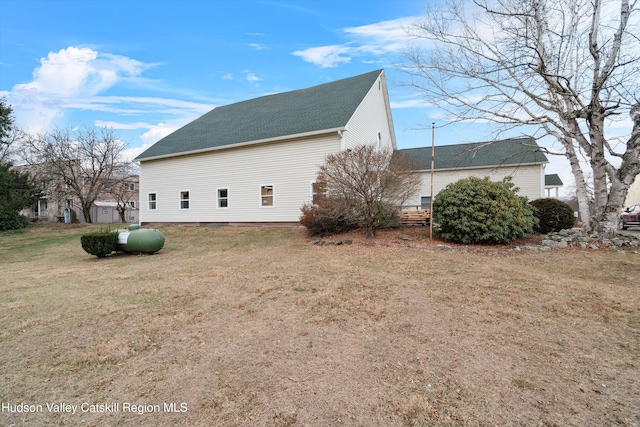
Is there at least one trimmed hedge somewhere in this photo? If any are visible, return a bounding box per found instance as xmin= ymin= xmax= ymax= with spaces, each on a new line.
xmin=432 ymin=176 xmax=536 ymax=244
xmin=530 ymin=198 xmax=575 ymax=234
xmin=0 ymin=209 xmax=29 ymax=231
xmin=81 ymin=229 xmax=118 ymax=257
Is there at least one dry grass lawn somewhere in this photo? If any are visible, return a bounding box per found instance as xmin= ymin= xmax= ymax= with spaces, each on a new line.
xmin=0 ymin=224 xmax=639 ymax=426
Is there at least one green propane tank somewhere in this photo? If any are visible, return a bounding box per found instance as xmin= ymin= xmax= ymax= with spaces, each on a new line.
xmin=116 ymin=224 xmax=165 ymax=254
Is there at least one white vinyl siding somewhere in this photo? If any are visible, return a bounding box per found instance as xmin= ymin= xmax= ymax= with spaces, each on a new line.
xmin=139 ymin=134 xmax=341 ymax=223
xmin=406 ymin=164 xmax=545 ymax=208
xmin=342 ymin=73 xmax=396 ymax=151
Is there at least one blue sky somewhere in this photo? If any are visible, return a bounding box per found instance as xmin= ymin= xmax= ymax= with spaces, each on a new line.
xmin=0 ymin=0 xmax=568 ymax=182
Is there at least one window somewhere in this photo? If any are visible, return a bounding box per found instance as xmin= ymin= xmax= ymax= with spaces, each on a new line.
xmin=260 ymin=185 xmax=274 ymax=207
xmin=311 ymin=181 xmax=326 ymax=204
xmin=65 ymin=199 xmax=73 ymax=209
xmin=129 ymin=216 xmax=135 ymax=222
xmin=128 ymin=201 xmax=136 ymax=208
xmin=102 ymin=208 xmax=108 ymax=214
xmin=148 ymin=193 xmax=157 ymax=210
xmin=421 ymin=196 xmax=432 ymax=210
xmin=217 ymin=188 xmax=229 ymax=208
xmin=125 ymin=183 xmax=135 ymax=191
xmin=180 ymin=191 xmax=190 ymax=209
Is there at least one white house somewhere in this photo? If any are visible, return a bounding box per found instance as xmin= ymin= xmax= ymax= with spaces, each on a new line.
xmin=398 ymin=137 xmax=548 ymax=209
xmin=136 ymin=70 xmax=396 ymax=225
xmin=136 ymin=69 xmax=549 ymax=226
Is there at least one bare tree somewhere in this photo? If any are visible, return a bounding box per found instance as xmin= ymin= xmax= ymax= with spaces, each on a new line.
xmin=21 ymin=127 xmax=127 ymax=223
xmin=107 ymin=164 xmax=139 ymax=224
xmin=313 ymin=145 xmax=422 ymax=236
xmin=401 ymin=0 xmax=640 ymax=233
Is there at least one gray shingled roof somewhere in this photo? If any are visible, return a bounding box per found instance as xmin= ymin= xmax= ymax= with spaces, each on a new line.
xmin=397 ymin=137 xmax=548 ymax=170
xmin=136 ymin=69 xmax=384 ymax=161
xmin=545 ymin=174 xmax=563 ymax=186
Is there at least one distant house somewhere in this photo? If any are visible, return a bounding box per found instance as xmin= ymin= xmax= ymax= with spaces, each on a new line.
xmin=398 ymin=138 xmax=549 ymax=209
xmin=136 ymin=69 xmax=549 ymax=226
xmin=544 ymin=174 xmax=563 ymax=198
xmin=17 ymin=163 xmax=139 ymax=224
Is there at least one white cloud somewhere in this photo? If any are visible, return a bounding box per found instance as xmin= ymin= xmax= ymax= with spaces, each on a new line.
xmin=248 ymin=43 xmax=267 ymax=50
xmin=245 ymin=72 xmax=262 ymax=83
xmin=94 ymin=120 xmax=151 ymax=130
xmin=6 ymin=46 xmax=154 ymax=131
xmin=291 ymin=17 xmax=418 ymax=68
xmin=292 ymin=45 xmax=352 ymax=68
xmin=223 ymin=73 xmax=233 ymax=80
xmin=391 ymin=99 xmax=430 ymax=109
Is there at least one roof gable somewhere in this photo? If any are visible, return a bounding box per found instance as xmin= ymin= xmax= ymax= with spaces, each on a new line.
xmin=136 ymin=69 xmax=384 ymax=161
xmin=545 ymin=174 xmax=563 ymax=186
xmin=397 ymin=137 xmax=548 ymax=170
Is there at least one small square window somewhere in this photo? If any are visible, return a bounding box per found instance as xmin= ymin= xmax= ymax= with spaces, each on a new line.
xmin=217 ymin=188 xmax=228 ymax=208
xmin=261 ymin=185 xmax=274 ymax=207
xmin=102 ymin=208 xmax=108 ymax=214
xmin=148 ymin=193 xmax=157 ymax=210
xmin=180 ymin=191 xmax=190 ymax=209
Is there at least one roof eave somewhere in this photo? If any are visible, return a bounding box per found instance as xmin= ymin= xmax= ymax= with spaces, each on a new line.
xmin=414 ymin=161 xmax=548 ymax=172
xmin=136 ymin=126 xmax=346 ymax=162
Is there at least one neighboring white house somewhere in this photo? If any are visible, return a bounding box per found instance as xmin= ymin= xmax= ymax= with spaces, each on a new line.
xmin=398 ymin=137 xmax=549 ymax=209
xmin=544 ymin=174 xmax=563 ymax=198
xmin=626 ymin=179 xmax=640 ymax=207
xmin=136 ymin=70 xmax=396 ymax=225
xmin=136 ymin=69 xmax=549 ymax=226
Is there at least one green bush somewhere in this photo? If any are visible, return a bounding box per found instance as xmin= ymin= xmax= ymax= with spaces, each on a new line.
xmin=0 ymin=208 xmax=29 ymax=231
xmin=80 ymin=229 xmax=118 ymax=257
xmin=432 ymin=176 xmax=536 ymax=244
xmin=530 ymin=198 xmax=575 ymax=234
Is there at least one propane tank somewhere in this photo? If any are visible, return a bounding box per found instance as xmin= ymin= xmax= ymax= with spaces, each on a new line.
xmin=116 ymin=224 xmax=165 ymax=254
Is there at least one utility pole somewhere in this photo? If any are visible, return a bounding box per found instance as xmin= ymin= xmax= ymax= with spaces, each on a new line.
xmin=430 ymin=122 xmax=435 ymax=240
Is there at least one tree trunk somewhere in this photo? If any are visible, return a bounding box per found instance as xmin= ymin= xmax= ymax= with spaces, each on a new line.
xmin=117 ymin=206 xmax=127 ymax=224
xmin=561 ymin=138 xmax=592 ymax=231
xmin=82 ymin=202 xmax=93 ymax=223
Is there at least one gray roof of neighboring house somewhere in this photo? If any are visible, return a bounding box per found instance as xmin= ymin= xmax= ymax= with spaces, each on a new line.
xmin=136 ymin=69 xmax=384 ymax=161
xmin=397 ymin=137 xmax=548 ymax=170
xmin=545 ymin=173 xmax=563 ymax=186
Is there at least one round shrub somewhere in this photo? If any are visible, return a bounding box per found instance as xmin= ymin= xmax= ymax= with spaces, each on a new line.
xmin=530 ymin=198 xmax=575 ymax=234
xmin=0 ymin=209 xmax=29 ymax=231
xmin=432 ymin=177 xmax=536 ymax=244
xmin=80 ymin=229 xmax=118 ymax=257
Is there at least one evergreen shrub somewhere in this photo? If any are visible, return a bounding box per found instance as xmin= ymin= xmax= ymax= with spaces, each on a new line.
xmin=80 ymin=229 xmax=118 ymax=257
xmin=530 ymin=198 xmax=575 ymax=234
xmin=432 ymin=176 xmax=536 ymax=244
